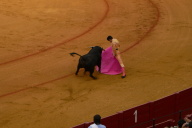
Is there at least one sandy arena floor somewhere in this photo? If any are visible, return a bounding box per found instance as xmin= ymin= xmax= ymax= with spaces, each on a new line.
xmin=0 ymin=0 xmax=192 ymax=128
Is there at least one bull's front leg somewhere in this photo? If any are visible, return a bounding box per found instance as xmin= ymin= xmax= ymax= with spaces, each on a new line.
xmin=90 ymin=74 xmax=97 ymax=79
xmin=97 ymin=60 xmax=101 ymax=73
xmin=89 ymin=68 xmax=97 ymax=79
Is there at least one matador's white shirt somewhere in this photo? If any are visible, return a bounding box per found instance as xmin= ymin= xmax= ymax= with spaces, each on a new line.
xmin=88 ymin=123 xmax=106 ymax=128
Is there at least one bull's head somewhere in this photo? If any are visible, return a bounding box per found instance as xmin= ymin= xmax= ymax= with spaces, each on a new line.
xmin=89 ymin=46 xmax=105 ymax=51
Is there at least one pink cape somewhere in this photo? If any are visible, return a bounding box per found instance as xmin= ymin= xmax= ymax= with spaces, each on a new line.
xmin=97 ymin=46 xmax=122 ymax=75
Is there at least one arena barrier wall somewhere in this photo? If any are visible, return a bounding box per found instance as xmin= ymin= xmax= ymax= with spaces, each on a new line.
xmin=72 ymin=87 xmax=192 ymax=128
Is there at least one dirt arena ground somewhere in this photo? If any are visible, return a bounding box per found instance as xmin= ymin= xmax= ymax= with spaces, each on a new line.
xmin=0 ymin=0 xmax=192 ymax=128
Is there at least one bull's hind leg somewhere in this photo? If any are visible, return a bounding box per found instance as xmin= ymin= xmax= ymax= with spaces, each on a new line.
xmin=75 ymin=65 xmax=80 ymax=75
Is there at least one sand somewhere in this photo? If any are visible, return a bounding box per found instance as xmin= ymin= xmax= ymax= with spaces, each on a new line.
xmin=0 ymin=0 xmax=192 ymax=128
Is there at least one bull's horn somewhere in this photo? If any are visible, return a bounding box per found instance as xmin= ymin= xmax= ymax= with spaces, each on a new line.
xmin=89 ymin=46 xmax=95 ymax=48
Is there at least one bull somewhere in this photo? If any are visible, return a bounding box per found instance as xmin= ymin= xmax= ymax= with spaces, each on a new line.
xmin=70 ymin=46 xmax=103 ymax=79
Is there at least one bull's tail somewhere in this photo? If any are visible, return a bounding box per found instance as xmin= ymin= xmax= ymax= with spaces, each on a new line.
xmin=69 ymin=52 xmax=82 ymax=57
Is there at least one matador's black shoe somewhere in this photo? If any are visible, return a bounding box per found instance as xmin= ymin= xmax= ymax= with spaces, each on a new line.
xmin=121 ymin=75 xmax=126 ymax=78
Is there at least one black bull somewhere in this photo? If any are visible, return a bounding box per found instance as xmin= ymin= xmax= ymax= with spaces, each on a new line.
xmin=70 ymin=46 xmax=104 ymax=79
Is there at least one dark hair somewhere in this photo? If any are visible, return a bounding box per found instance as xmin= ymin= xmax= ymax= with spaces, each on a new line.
xmin=107 ymin=36 xmax=113 ymax=41
xmin=178 ymin=119 xmax=186 ymax=128
xmin=94 ymin=114 xmax=101 ymax=125
xmin=189 ymin=122 xmax=192 ymax=128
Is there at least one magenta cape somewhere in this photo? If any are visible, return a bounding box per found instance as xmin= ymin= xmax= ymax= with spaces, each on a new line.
xmin=98 ymin=46 xmax=122 ymax=75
